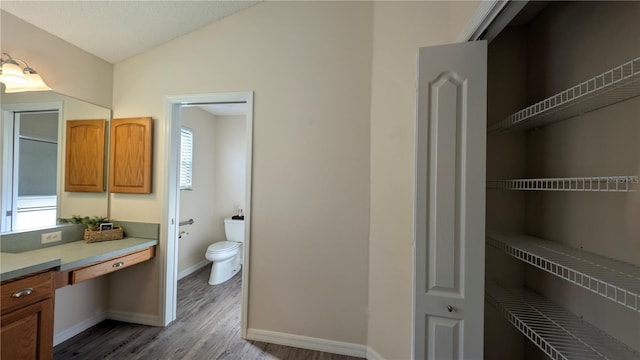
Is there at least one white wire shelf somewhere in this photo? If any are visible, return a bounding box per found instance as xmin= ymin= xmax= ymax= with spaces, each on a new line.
xmin=489 ymin=57 xmax=640 ymax=132
xmin=487 ymin=232 xmax=640 ymax=312
xmin=486 ymin=285 xmax=640 ymax=360
xmin=487 ymin=176 xmax=638 ymax=192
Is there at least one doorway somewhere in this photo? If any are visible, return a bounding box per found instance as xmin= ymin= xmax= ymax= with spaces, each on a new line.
xmin=1 ymin=102 xmax=62 ymax=233
xmin=177 ymin=102 xmax=248 ymax=280
xmin=163 ymin=92 xmax=253 ymax=337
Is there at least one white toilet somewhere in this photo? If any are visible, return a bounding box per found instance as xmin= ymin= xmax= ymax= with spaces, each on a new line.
xmin=205 ymin=218 xmax=244 ymax=285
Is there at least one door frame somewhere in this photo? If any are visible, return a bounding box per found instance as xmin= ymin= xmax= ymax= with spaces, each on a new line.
xmin=456 ymin=0 xmax=528 ymax=42
xmin=162 ymin=91 xmax=254 ymax=337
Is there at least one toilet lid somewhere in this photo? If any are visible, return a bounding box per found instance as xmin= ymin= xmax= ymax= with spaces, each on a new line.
xmin=207 ymin=241 xmax=240 ymax=254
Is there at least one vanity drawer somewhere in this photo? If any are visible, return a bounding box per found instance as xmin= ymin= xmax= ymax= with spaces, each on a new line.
xmin=1 ymin=272 xmax=54 ymax=314
xmin=71 ymin=247 xmax=155 ymax=284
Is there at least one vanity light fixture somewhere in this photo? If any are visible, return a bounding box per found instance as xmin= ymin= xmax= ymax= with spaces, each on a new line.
xmin=0 ymin=52 xmax=51 ymax=93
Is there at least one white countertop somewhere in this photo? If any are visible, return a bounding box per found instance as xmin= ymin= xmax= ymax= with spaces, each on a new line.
xmin=1 ymin=237 xmax=158 ymax=282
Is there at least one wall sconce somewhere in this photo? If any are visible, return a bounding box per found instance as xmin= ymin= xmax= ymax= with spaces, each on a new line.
xmin=0 ymin=53 xmax=51 ymax=93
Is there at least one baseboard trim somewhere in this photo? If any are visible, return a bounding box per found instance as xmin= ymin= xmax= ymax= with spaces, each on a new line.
xmin=106 ymin=310 xmax=161 ymax=326
xmin=54 ymin=311 xmax=107 ymax=346
xmin=246 ymin=328 xmax=367 ymax=358
xmin=178 ymin=259 xmax=210 ymax=280
xmin=366 ymin=346 xmax=385 ymax=360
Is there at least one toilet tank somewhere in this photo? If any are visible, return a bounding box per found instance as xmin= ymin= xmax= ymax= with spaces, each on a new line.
xmin=224 ymin=218 xmax=245 ymax=242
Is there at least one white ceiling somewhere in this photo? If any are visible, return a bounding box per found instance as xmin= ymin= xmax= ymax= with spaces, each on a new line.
xmin=0 ymin=1 xmax=259 ymax=64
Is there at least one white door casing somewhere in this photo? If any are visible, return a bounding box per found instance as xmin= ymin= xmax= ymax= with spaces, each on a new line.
xmin=163 ymin=92 xmax=253 ymax=337
xmin=414 ymin=41 xmax=487 ymax=359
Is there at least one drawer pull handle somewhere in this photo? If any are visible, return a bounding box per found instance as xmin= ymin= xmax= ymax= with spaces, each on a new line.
xmin=11 ymin=288 xmax=34 ymax=298
xmin=112 ymin=261 xmax=125 ymax=268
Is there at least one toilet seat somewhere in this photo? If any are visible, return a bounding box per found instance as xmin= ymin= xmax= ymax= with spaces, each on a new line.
xmin=207 ymin=241 xmax=240 ymax=254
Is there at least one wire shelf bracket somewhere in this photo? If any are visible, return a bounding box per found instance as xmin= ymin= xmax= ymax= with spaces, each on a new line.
xmin=489 ymin=57 xmax=640 ymax=132
xmin=487 ymin=232 xmax=640 ymax=312
xmin=487 ymin=176 xmax=639 ymax=192
xmin=486 ymin=285 xmax=640 ymax=360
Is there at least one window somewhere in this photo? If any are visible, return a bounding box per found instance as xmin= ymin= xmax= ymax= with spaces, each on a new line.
xmin=180 ymin=127 xmax=193 ymax=190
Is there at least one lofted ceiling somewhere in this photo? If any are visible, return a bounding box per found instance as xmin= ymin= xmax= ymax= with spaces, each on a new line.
xmin=0 ymin=0 xmax=260 ymax=64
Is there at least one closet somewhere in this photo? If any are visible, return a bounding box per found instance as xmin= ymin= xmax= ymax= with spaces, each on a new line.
xmin=484 ymin=2 xmax=640 ymax=359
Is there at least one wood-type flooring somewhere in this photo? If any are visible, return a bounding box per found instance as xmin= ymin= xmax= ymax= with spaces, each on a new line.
xmin=54 ymin=266 xmax=364 ymax=360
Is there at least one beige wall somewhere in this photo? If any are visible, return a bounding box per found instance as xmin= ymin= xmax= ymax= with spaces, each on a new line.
xmin=177 ymin=107 xmax=218 ymax=275
xmin=450 ymin=0 xmax=482 ymax=40
xmin=54 ymin=277 xmax=108 ymax=345
xmin=0 ymin=11 xmax=113 ymax=108
xmin=212 ymin=115 xmax=246 ymax=236
xmin=110 ymin=1 xmax=372 ymax=345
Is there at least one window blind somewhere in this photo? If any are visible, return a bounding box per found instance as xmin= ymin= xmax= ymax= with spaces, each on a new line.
xmin=180 ymin=127 xmax=193 ymax=190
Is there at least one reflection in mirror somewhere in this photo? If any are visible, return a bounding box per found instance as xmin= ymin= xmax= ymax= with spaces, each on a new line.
xmin=1 ymin=91 xmax=111 ymax=234
xmin=14 ymin=110 xmax=59 ymax=231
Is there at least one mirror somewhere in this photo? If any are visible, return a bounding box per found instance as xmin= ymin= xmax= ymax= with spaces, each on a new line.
xmin=1 ymin=90 xmax=111 ymax=234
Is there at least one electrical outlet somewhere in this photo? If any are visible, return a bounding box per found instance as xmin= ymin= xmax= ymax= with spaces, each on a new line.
xmin=41 ymin=231 xmax=62 ymax=244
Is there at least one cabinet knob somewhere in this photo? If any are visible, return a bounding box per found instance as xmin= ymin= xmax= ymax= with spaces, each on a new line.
xmin=447 ymin=305 xmax=454 ymax=313
xmin=112 ymin=261 xmax=125 ymax=268
xmin=11 ymin=288 xmax=34 ymax=298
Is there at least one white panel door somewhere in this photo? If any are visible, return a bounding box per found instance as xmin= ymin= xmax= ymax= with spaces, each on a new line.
xmin=414 ymin=41 xmax=487 ymax=359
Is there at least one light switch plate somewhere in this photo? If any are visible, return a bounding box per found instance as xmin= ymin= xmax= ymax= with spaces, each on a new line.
xmin=41 ymin=231 xmax=62 ymax=244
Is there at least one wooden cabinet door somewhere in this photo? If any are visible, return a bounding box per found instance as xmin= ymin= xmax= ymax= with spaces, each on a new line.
xmin=109 ymin=117 xmax=153 ymax=194
xmin=64 ymin=119 xmax=106 ymax=192
xmin=0 ymin=298 xmax=54 ymax=360
xmin=1 ymin=272 xmax=54 ymax=360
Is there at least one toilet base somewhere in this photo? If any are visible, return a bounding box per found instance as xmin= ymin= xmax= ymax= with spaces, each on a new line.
xmin=208 ymin=261 xmax=241 ymax=285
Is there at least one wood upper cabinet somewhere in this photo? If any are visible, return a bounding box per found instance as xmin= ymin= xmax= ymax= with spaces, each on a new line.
xmin=109 ymin=117 xmax=153 ymax=194
xmin=65 ymin=119 xmax=106 ymax=192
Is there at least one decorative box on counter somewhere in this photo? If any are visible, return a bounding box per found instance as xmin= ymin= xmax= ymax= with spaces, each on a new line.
xmin=84 ymin=227 xmax=124 ymax=243
xmin=61 ymin=216 xmax=125 ymax=243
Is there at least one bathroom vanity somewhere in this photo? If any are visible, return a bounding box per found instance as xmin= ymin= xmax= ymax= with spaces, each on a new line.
xmin=0 ymin=227 xmax=157 ymax=359
xmin=1 ymin=270 xmax=55 ymax=359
